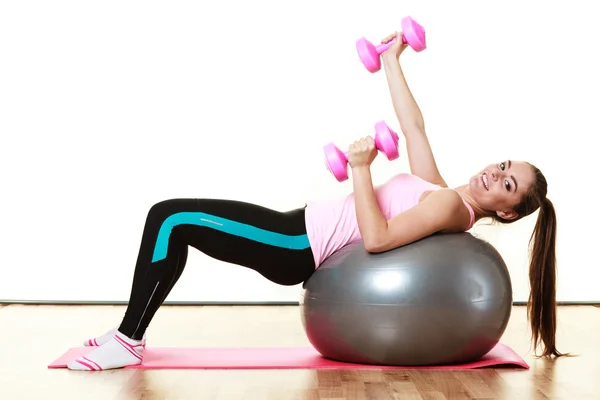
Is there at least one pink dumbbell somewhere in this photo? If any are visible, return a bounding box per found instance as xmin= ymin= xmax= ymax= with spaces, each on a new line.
xmin=356 ymin=16 xmax=426 ymax=73
xmin=323 ymin=121 xmax=400 ymax=182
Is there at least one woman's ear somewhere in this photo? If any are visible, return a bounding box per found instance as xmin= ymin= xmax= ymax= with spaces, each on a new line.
xmin=497 ymin=209 xmax=518 ymax=220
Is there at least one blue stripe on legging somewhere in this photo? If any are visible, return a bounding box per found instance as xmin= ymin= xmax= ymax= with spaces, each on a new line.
xmin=151 ymin=211 xmax=311 ymax=262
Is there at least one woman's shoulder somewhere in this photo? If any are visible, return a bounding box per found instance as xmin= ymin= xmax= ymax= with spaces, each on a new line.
xmin=420 ymin=188 xmax=474 ymax=231
xmin=420 ymin=187 xmax=463 ymax=207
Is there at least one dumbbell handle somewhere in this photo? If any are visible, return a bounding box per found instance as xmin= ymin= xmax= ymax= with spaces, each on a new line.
xmin=372 ymin=36 xmax=404 ymax=55
xmin=337 ymin=144 xmax=384 ymax=160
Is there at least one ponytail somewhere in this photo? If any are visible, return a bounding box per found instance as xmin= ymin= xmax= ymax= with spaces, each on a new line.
xmin=527 ymin=197 xmax=565 ymax=357
xmin=488 ymin=163 xmax=568 ymax=357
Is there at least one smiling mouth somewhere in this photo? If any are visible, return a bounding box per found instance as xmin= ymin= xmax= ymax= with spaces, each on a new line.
xmin=481 ymin=173 xmax=489 ymax=190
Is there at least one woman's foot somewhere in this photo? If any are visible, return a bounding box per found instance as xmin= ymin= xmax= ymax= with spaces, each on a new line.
xmin=68 ymin=331 xmax=144 ymax=371
xmin=84 ymin=327 xmax=146 ymax=347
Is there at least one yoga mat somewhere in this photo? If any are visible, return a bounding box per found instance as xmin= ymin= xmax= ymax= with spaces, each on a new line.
xmin=49 ymin=343 xmax=528 ymax=370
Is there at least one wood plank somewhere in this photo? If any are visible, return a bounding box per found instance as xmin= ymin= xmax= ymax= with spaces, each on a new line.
xmin=0 ymin=304 xmax=597 ymax=399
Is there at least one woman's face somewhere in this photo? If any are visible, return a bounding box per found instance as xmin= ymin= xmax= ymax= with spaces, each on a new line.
xmin=469 ymin=160 xmax=535 ymax=220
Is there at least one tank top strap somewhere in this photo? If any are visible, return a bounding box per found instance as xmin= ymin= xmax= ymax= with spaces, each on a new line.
xmin=461 ymin=199 xmax=475 ymax=230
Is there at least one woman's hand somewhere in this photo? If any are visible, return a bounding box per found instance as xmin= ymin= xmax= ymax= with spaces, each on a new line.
xmin=348 ymin=136 xmax=378 ymax=169
xmin=381 ymin=31 xmax=408 ymax=62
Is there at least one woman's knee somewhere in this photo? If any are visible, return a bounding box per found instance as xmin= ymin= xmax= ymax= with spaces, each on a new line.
xmin=147 ymin=199 xmax=193 ymax=221
xmin=149 ymin=198 xmax=181 ymax=213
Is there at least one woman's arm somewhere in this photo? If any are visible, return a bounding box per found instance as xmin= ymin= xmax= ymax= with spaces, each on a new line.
xmin=382 ymin=49 xmax=447 ymax=187
xmin=362 ymin=188 xmax=468 ymax=253
xmin=352 ymin=165 xmax=388 ymax=251
xmin=348 ymin=138 xmax=467 ymax=253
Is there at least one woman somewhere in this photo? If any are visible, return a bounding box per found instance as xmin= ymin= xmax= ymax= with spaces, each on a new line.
xmin=68 ymin=33 xmax=563 ymax=371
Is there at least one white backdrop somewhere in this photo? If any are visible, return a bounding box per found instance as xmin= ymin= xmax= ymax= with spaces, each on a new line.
xmin=1 ymin=0 xmax=598 ymax=303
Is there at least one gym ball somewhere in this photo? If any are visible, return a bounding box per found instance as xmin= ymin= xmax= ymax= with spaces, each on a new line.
xmin=300 ymin=232 xmax=513 ymax=366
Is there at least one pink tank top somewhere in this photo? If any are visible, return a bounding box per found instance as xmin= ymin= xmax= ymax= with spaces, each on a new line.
xmin=304 ymin=173 xmax=475 ymax=267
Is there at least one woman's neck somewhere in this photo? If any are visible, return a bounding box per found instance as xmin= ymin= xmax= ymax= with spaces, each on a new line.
xmin=452 ymin=184 xmax=490 ymax=221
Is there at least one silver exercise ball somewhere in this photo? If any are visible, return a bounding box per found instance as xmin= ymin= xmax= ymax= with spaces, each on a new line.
xmin=299 ymin=233 xmax=513 ymax=366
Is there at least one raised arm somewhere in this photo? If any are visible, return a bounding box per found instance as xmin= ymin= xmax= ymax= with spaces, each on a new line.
xmin=381 ymin=34 xmax=447 ymax=187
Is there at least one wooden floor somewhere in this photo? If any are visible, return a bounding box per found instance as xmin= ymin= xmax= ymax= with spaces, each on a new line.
xmin=0 ymin=304 xmax=598 ymax=400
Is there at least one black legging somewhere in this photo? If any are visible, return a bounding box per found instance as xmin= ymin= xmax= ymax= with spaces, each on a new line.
xmin=118 ymin=198 xmax=316 ymax=340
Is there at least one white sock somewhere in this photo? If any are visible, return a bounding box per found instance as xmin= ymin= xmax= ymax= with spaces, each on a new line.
xmin=84 ymin=327 xmax=146 ymax=347
xmin=68 ymin=331 xmax=144 ymax=371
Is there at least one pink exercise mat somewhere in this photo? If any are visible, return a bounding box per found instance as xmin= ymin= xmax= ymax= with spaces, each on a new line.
xmin=48 ymin=342 xmax=528 ymax=370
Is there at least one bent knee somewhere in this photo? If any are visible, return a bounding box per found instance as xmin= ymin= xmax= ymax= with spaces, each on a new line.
xmin=148 ymin=199 xmax=195 ymax=219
